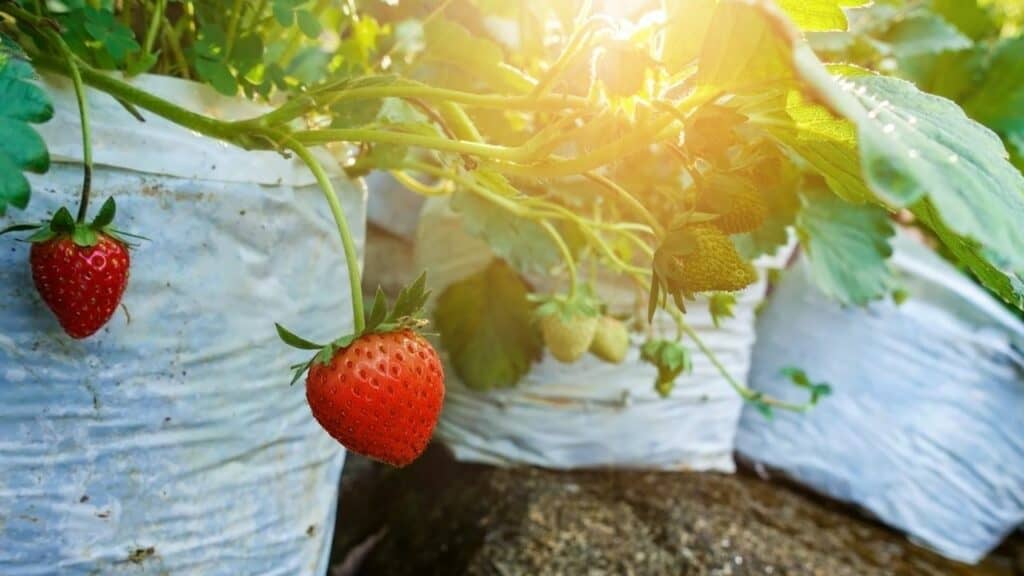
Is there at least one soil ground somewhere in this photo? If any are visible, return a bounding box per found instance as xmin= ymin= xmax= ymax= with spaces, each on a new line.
xmin=328 ymin=445 xmax=1023 ymax=576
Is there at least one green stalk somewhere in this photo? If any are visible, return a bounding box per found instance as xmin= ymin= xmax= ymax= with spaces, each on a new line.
xmin=143 ymin=0 xmax=167 ymax=56
xmin=676 ymin=316 xmax=811 ymax=413
xmin=223 ymin=0 xmax=245 ymax=59
xmin=49 ymin=33 xmax=93 ymax=223
xmin=437 ymin=100 xmax=483 ymax=142
xmin=284 ymin=139 xmax=366 ymax=334
xmin=244 ymin=0 xmax=269 ymax=37
xmin=541 ymin=220 xmax=578 ymax=299
xmin=293 ymin=128 xmax=523 ymax=162
xmin=162 ymin=17 xmax=191 ymax=79
xmin=584 ymin=172 xmax=663 ymax=237
xmin=248 ymin=85 xmax=590 ymax=129
xmin=30 ymin=53 xmax=244 ymax=143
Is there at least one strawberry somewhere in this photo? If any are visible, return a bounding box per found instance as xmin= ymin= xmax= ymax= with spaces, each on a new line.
xmin=589 ymin=316 xmax=630 ymax=364
xmin=31 ymin=233 xmax=129 ymax=338
xmin=540 ymin=313 xmax=598 ymax=363
xmin=3 ymin=198 xmax=136 ymax=339
xmin=278 ymin=274 xmax=446 ymax=467
xmin=533 ymin=291 xmax=601 ymax=364
xmin=306 ymin=330 xmax=444 ymax=467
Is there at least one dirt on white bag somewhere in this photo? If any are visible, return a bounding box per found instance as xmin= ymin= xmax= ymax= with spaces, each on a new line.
xmin=0 ymin=74 xmax=365 ymax=575
xmin=415 ymin=197 xmax=783 ymax=471
xmin=737 ymin=233 xmax=1024 ymax=564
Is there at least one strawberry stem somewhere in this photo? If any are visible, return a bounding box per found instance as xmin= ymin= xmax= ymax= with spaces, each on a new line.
xmin=284 ymin=137 xmax=366 ymax=334
xmin=540 ymin=220 xmax=579 ymax=300
xmin=49 ymin=30 xmax=93 ymax=224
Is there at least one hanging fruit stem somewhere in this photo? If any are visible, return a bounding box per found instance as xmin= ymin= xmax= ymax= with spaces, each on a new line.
xmin=284 ymin=138 xmax=366 ymax=334
xmin=49 ymin=32 xmax=93 ymax=223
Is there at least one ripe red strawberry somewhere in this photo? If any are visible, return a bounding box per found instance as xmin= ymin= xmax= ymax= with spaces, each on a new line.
xmin=3 ymin=198 xmax=136 ymax=339
xmin=306 ymin=330 xmax=444 ymax=467
xmin=278 ymin=273 xmax=446 ymax=467
xmin=30 ymin=233 xmax=129 ymax=339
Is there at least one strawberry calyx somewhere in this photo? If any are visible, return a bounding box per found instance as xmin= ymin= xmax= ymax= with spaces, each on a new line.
xmin=0 ymin=198 xmax=144 ymax=247
xmin=530 ymin=285 xmax=601 ymax=322
xmin=277 ymin=272 xmax=432 ymax=385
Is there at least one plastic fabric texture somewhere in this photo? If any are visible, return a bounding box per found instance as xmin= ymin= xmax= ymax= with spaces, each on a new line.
xmin=737 ymin=234 xmax=1024 ymax=564
xmin=0 ymin=74 xmax=366 ymax=575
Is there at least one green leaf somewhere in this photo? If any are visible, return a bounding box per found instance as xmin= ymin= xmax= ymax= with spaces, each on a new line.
xmin=963 ymin=37 xmax=1024 ymax=141
xmin=696 ymin=2 xmax=1024 ymax=282
xmin=930 ymin=0 xmax=997 ymax=40
xmin=275 ymin=323 xmax=325 ymax=350
xmin=194 ymin=57 xmax=238 ymax=96
xmin=842 ymin=75 xmax=1024 ymax=274
xmin=125 ymin=52 xmax=159 ymax=76
xmin=421 ymin=18 xmax=529 ymax=92
xmin=0 ymin=46 xmax=52 ymax=215
xmin=0 ymin=118 xmax=49 ymax=173
xmin=296 ymin=10 xmax=322 ymax=39
xmin=912 ymin=200 xmax=1024 ymax=312
xmin=81 ymin=6 xmax=141 ymax=64
xmin=0 ymin=154 xmax=30 ymax=216
xmin=660 ymin=0 xmax=716 ymax=74
xmin=781 ymin=366 xmax=832 ymax=404
xmin=0 ymin=55 xmax=54 ymax=122
xmin=796 ymin=186 xmax=895 ymax=305
xmin=451 ymin=175 xmax=560 ymax=275
xmin=774 ymin=0 xmax=869 ymax=31
xmin=435 ymin=260 xmax=542 ymax=391
xmin=91 ymin=197 xmax=116 ymax=228
xmin=877 ymin=12 xmax=971 ymax=58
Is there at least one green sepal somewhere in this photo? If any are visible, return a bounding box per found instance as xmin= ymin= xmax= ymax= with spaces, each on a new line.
xmin=91 ymin=197 xmax=117 ymax=228
xmin=641 ymin=339 xmax=693 ymax=398
xmin=0 ymin=223 xmax=42 ymax=235
xmin=708 ymin=293 xmax=736 ymax=328
xmin=365 ymin=287 xmax=388 ymax=332
xmin=51 ymin=207 xmax=75 ymax=233
xmin=530 ymin=286 xmax=601 ymax=322
xmin=24 ymin=227 xmax=56 ymax=243
xmin=384 ymin=271 xmax=429 ymax=326
xmin=647 ymin=271 xmax=660 ymax=323
xmin=277 ymin=271 xmax=434 ymax=387
xmin=72 ymin=225 xmax=98 ymax=247
xmin=276 ymin=323 xmax=326 ymax=350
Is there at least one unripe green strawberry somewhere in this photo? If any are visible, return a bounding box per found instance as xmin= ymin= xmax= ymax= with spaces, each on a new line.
xmin=541 ymin=313 xmax=598 ymax=363
xmin=589 ymin=316 xmax=630 ymax=364
xmin=697 ymin=183 xmax=768 ymax=235
xmin=693 ymin=172 xmax=768 ymax=235
xmin=662 ymin=224 xmax=757 ymax=294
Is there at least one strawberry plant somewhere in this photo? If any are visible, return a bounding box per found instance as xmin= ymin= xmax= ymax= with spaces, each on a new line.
xmin=1 ymin=0 xmax=1023 ymax=457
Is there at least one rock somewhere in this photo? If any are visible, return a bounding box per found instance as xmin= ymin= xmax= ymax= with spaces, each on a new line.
xmin=331 ymin=446 xmax=1017 ymax=576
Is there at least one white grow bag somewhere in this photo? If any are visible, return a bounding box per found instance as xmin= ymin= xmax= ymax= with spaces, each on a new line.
xmin=737 ymin=234 xmax=1024 ymax=564
xmin=416 ymin=197 xmax=785 ymax=471
xmin=0 ymin=74 xmax=366 ymax=575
